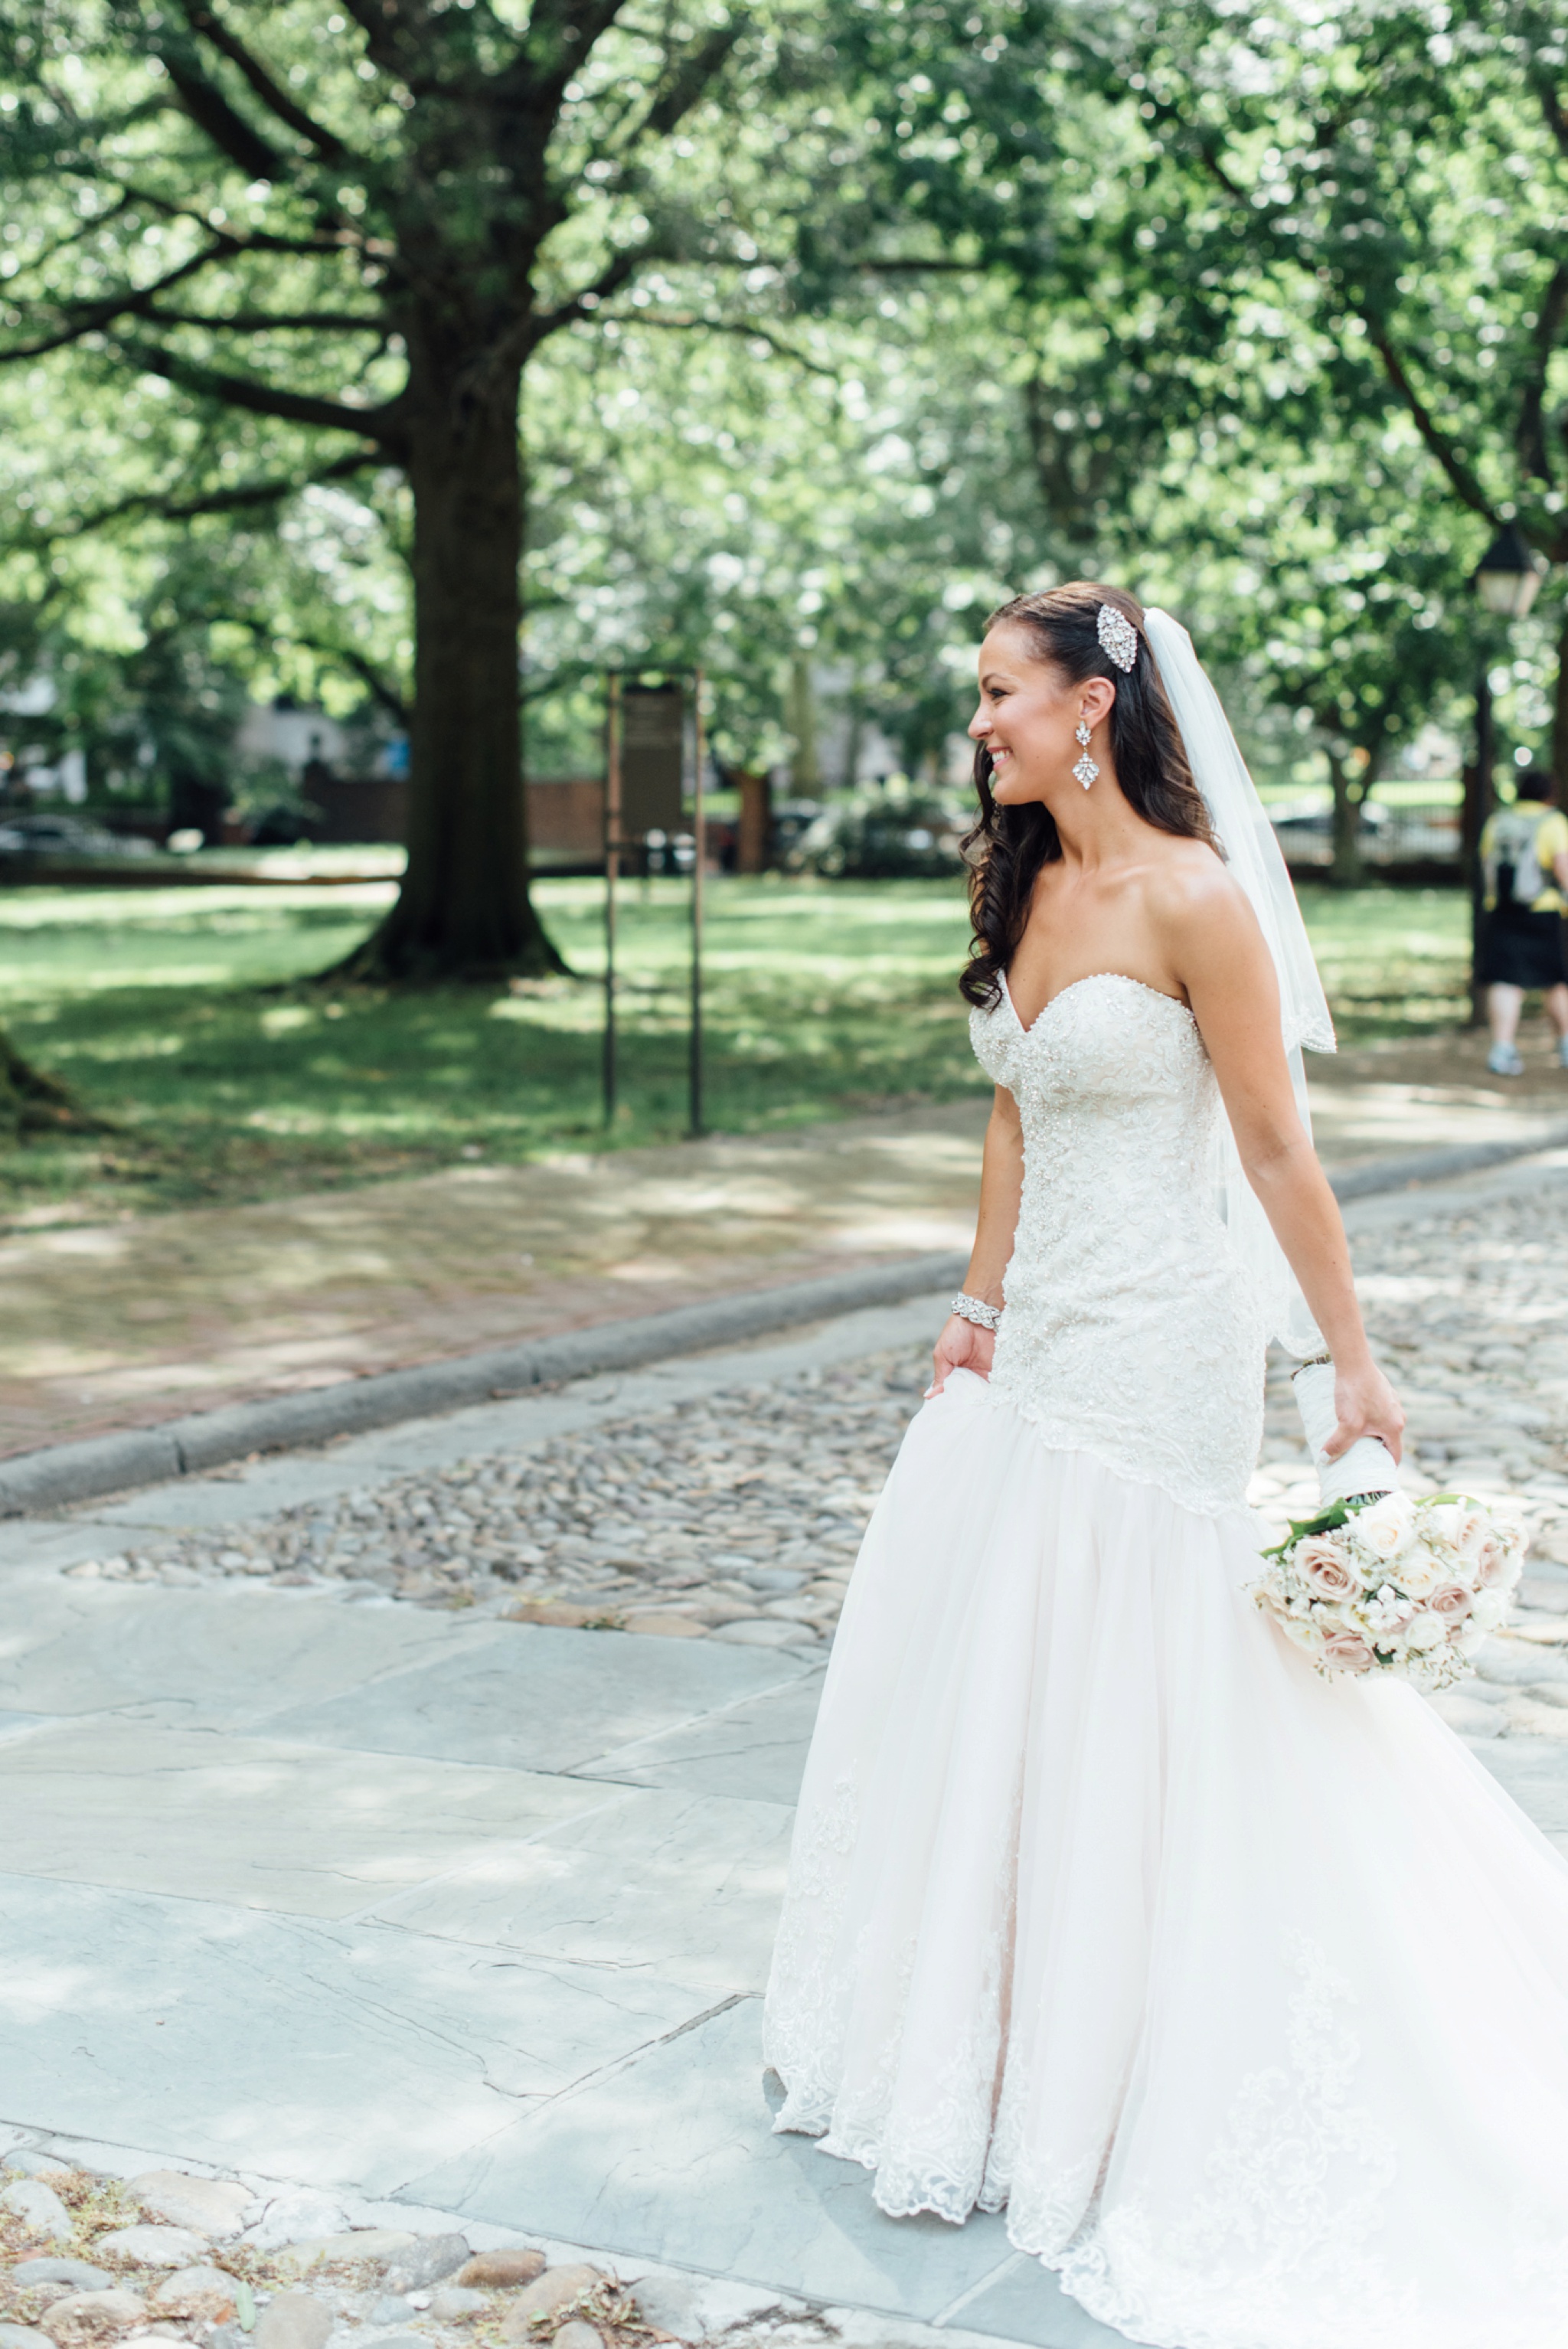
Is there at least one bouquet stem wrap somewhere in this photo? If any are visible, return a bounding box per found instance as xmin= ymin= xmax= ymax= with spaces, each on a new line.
xmin=1292 ymin=1360 xmax=1400 ymax=1504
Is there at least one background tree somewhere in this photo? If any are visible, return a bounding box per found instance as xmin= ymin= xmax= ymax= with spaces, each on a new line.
xmin=1124 ymin=0 xmax=1568 ymax=784
xmin=0 ymin=0 xmax=918 ymax=978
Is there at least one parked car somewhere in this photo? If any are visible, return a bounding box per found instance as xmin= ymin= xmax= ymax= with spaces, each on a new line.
xmin=0 ymin=811 xmax=156 ymax=860
xmin=1268 ymin=800 xmax=1391 ymax=847
xmin=791 ymin=789 xmax=969 ymax=879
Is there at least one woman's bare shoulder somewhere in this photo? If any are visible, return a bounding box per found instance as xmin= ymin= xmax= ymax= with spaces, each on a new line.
xmin=1138 ymin=834 xmax=1249 ymax=921
xmin=1135 ymin=838 xmax=1271 ymax=988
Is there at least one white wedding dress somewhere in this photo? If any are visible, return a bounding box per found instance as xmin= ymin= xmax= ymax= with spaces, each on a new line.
xmin=763 ymin=972 xmax=1568 ymax=2349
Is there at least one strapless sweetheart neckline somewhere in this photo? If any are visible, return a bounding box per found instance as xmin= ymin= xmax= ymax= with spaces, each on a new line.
xmin=998 ymin=966 xmax=1194 ymax=1036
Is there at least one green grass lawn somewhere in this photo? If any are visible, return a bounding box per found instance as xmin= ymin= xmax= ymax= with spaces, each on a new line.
xmin=0 ymin=873 xmax=1472 ymax=1229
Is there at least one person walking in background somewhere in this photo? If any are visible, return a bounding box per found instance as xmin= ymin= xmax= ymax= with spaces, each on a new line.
xmin=1478 ymin=766 xmax=1568 ymax=1076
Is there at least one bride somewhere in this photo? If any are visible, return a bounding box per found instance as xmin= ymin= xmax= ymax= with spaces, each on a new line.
xmin=763 ymin=583 xmax=1568 ymax=2349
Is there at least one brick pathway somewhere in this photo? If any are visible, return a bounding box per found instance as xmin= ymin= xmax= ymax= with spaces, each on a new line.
xmin=4 ymin=1026 xmax=1567 ymax=1460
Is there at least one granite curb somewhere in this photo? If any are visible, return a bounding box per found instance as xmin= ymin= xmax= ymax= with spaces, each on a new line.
xmin=8 ymin=1118 xmax=1568 ymax=1519
xmin=0 ymin=1251 xmax=970 ymax=1517
xmin=1327 ymin=1118 xmax=1568 ymax=1201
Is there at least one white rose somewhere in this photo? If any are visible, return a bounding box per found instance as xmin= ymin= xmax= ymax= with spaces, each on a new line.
xmin=1470 ymin=1588 xmax=1508 ymax=1633
xmin=1422 ymin=1502 xmax=1467 ymax=1553
xmin=1404 ymin=1613 xmax=1449 ymax=1651
xmin=1351 ymin=1492 xmax=1417 ymax=1563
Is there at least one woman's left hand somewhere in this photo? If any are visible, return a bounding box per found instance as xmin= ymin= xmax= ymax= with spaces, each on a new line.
xmin=1321 ymin=1358 xmax=1406 ymax=1465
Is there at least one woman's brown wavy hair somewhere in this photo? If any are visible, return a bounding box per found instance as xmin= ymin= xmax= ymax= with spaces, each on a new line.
xmin=959 ymin=583 xmax=1218 ymax=1010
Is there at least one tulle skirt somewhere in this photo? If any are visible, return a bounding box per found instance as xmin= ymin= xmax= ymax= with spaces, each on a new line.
xmin=763 ymin=1368 xmax=1568 ymax=2349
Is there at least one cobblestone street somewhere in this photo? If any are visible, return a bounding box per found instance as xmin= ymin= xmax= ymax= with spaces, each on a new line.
xmin=57 ymin=1160 xmax=1568 ymax=1743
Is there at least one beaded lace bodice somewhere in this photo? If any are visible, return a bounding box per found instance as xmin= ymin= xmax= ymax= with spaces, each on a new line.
xmin=970 ymin=971 xmax=1263 ymax=1514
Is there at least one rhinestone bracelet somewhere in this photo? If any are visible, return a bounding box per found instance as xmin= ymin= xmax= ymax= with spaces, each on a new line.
xmin=951 ymin=1292 xmax=1002 ymax=1332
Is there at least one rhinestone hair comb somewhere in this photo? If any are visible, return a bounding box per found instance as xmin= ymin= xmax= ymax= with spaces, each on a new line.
xmin=1097 ymin=603 xmax=1139 ymax=671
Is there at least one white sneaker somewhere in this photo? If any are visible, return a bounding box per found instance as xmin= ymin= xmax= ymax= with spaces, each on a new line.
xmin=1488 ymin=1041 xmax=1525 ymax=1076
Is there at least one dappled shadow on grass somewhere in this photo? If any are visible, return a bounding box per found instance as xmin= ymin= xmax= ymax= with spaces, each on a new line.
xmin=1295 ymin=884 xmax=1470 ymax=1044
xmin=0 ymin=876 xmax=1473 ymax=1228
xmin=0 ymin=878 xmax=987 ymax=1225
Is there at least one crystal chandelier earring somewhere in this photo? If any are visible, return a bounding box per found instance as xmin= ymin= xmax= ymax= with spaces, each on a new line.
xmin=1072 ymin=715 xmax=1098 ymax=790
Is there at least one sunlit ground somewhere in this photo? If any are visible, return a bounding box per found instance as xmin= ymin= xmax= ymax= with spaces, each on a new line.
xmin=0 ymin=874 xmax=1469 ymax=1225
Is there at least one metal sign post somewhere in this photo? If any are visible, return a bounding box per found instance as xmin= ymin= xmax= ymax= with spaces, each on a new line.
xmin=689 ymin=667 xmax=705 ymax=1139
xmin=603 ymin=674 xmax=622 ymax=1125
xmin=601 ymin=666 xmax=706 ymax=1135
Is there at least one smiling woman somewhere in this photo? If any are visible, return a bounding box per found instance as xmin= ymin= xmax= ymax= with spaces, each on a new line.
xmin=960 ymin=583 xmax=1218 ymax=1011
xmin=764 ymin=581 xmax=1568 ymax=2349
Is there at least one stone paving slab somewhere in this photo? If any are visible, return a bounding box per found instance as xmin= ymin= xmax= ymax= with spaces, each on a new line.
xmin=568 ymin=1674 xmax=829 ymax=1808
xmin=262 ymin=1631 xmax=816 ymax=1780
xmin=0 ymin=1719 xmax=616 ymax=1914
xmin=0 ymin=1577 xmax=491 ymax=1730
xmin=363 ymin=1785 xmax=795 ymax=1992
xmin=403 ymin=1998 xmax=1021 ymax=2323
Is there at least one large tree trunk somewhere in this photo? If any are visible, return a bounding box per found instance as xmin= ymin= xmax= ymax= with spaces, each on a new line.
xmin=341 ymin=347 xmax=563 ymax=983
xmin=1326 ymin=745 xmax=1363 ymax=887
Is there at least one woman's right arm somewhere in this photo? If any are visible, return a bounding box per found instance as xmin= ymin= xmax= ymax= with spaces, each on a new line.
xmin=927 ymin=1085 xmax=1024 ymax=1394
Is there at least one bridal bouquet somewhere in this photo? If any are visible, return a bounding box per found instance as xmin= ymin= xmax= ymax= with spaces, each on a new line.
xmin=1251 ymin=1488 xmax=1527 ymax=1689
xmin=1249 ymin=1358 xmax=1526 ymax=1688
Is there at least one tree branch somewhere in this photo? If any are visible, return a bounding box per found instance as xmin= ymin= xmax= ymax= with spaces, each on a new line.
xmin=105 ymin=181 xmax=358 ymax=257
xmin=180 ymin=2 xmax=353 ymax=163
xmin=530 ymin=240 xmax=654 ymax=341
xmin=158 ymin=51 xmax=286 ymax=179
xmin=511 ymin=0 xmax=629 ymax=103
xmin=5 ymin=449 xmax=383 ymax=545
xmin=109 ymin=334 xmax=407 ymax=448
xmin=618 ymin=309 xmax=841 ymax=378
xmin=612 ymin=20 xmax=743 ymax=155
xmin=1534 ymin=54 xmax=1568 ymax=159
xmin=0 ymin=243 xmax=224 ymax=361
xmin=1357 ymin=307 xmax=1498 ymax=519
xmin=335 ymin=0 xmax=436 ymax=82
xmin=144 ymin=305 xmax=389 ymax=333
xmin=1518 ymin=261 xmax=1568 ymax=485
xmin=223 ymin=616 xmax=410 ymax=724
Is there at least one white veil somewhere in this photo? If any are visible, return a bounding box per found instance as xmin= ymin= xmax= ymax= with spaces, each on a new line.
xmin=1142 ymin=607 xmax=1334 ymax=1357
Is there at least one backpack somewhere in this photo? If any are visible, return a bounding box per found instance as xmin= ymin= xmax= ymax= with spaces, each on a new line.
xmin=1489 ymin=807 xmax=1550 ymax=910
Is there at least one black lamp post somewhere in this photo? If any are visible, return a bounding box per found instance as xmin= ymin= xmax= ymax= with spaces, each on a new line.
xmin=1465 ymin=526 xmax=1545 ymax=1018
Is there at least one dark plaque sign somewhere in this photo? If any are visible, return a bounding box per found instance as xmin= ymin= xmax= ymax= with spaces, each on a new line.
xmin=619 ymin=683 xmax=685 ymax=838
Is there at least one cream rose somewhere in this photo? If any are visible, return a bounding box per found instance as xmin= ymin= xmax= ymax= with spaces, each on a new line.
xmin=1477 ymin=1533 xmax=1516 ymax=1587
xmin=1352 ymin=1492 xmax=1417 ymax=1563
xmin=1429 ymin=1583 xmax=1473 ymax=1621
xmin=1449 ymin=1506 xmax=1495 ymax=1565
xmin=1296 ymin=1534 xmax=1357 ymax=1599
xmin=1321 ymin=1631 xmax=1374 ymax=1673
xmin=1391 ymin=1544 xmax=1445 ymax=1600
